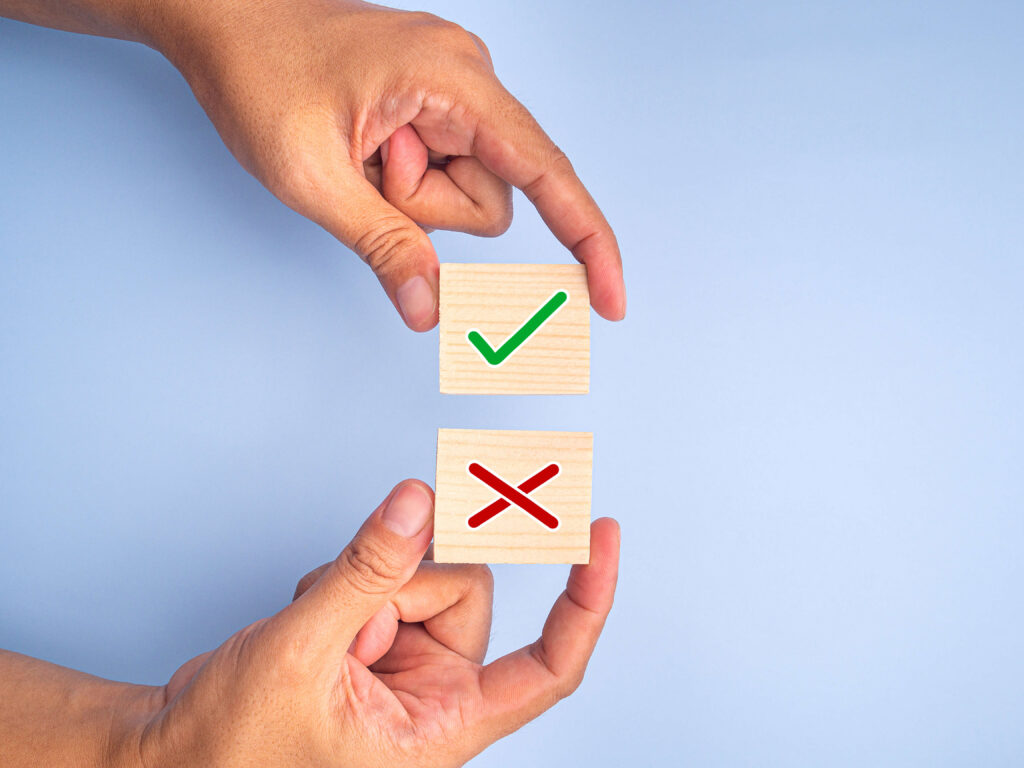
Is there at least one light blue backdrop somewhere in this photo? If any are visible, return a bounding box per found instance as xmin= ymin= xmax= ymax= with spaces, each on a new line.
xmin=2 ymin=2 xmax=1022 ymax=765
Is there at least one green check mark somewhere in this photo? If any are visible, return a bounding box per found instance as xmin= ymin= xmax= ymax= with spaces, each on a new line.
xmin=467 ymin=290 xmax=569 ymax=366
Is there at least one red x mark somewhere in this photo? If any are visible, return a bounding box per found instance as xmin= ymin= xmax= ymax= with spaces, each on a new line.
xmin=467 ymin=462 xmax=560 ymax=530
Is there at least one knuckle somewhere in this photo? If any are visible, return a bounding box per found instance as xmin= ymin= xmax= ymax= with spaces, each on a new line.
xmin=353 ymin=220 xmax=426 ymax=275
xmin=558 ymin=668 xmax=586 ymax=699
xmin=292 ymin=563 xmax=330 ymax=600
xmin=293 ymin=575 xmax=313 ymax=598
xmin=476 ymin=198 xmax=513 ymax=237
xmin=407 ymin=13 xmax=491 ymax=66
xmin=466 ymin=563 xmax=494 ymax=597
xmin=406 ymin=10 xmax=450 ymax=28
xmin=548 ymin=146 xmax=576 ymax=177
xmin=523 ymin=146 xmax=577 ymax=201
xmin=530 ymin=641 xmax=585 ymax=701
xmin=428 ymin=16 xmax=472 ymax=43
xmin=466 ymin=31 xmax=493 ymax=65
xmin=339 ymin=539 xmax=405 ymax=595
xmin=292 ymin=571 xmax=318 ymax=600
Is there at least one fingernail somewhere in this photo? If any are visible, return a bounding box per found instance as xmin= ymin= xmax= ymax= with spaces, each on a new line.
xmin=396 ymin=275 xmax=435 ymax=329
xmin=381 ymin=483 xmax=432 ymax=537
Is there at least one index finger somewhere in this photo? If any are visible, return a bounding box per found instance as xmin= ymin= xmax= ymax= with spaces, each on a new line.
xmin=473 ymin=518 xmax=621 ymax=742
xmin=471 ymin=87 xmax=626 ymax=320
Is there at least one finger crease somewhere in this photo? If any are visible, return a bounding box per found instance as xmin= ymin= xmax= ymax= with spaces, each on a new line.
xmin=568 ymin=229 xmax=603 ymax=256
xmin=565 ymin=587 xmax=605 ymax=619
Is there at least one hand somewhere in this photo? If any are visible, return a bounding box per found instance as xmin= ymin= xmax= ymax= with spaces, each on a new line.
xmin=138 ymin=480 xmax=620 ymax=767
xmin=144 ymin=0 xmax=626 ymax=330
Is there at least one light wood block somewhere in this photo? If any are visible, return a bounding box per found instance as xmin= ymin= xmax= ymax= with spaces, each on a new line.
xmin=433 ymin=428 xmax=592 ymax=564
xmin=439 ymin=263 xmax=590 ymax=395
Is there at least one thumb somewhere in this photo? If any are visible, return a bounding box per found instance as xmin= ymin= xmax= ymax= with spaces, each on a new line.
xmin=277 ymin=480 xmax=434 ymax=654
xmin=328 ymin=166 xmax=440 ymax=331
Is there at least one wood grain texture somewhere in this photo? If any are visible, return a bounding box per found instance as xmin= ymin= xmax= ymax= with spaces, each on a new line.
xmin=434 ymin=428 xmax=592 ymax=564
xmin=439 ymin=263 xmax=590 ymax=395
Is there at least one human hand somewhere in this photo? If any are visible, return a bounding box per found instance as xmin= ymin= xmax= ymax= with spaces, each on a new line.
xmin=138 ymin=480 xmax=620 ymax=767
xmin=144 ymin=0 xmax=625 ymax=330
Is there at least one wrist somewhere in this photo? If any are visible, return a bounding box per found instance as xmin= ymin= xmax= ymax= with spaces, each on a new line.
xmin=103 ymin=684 xmax=166 ymax=768
xmin=0 ymin=650 xmax=164 ymax=768
xmin=126 ymin=0 xmax=223 ymax=63
xmin=137 ymin=0 xmax=371 ymax=74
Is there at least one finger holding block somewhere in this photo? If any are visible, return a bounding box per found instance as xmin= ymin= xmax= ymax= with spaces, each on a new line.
xmin=439 ymin=263 xmax=590 ymax=395
xmin=434 ymin=428 xmax=593 ymax=564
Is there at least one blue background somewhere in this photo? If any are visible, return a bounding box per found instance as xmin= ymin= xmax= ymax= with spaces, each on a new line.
xmin=2 ymin=2 xmax=1023 ymax=764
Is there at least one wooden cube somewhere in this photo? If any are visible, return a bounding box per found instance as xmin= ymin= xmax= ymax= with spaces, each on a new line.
xmin=439 ymin=263 xmax=590 ymax=395
xmin=433 ymin=428 xmax=592 ymax=564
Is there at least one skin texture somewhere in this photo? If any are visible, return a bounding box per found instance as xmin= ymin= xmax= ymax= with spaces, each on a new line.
xmin=0 ymin=481 xmax=620 ymax=767
xmin=2 ymin=0 xmax=627 ymax=330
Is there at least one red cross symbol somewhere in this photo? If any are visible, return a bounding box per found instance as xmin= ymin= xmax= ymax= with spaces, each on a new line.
xmin=467 ymin=462 xmax=560 ymax=530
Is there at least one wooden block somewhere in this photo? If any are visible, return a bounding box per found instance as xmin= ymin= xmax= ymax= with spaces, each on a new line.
xmin=433 ymin=428 xmax=592 ymax=564
xmin=439 ymin=263 xmax=590 ymax=395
